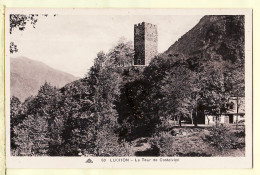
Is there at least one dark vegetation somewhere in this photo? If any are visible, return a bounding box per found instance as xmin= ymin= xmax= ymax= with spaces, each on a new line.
xmin=10 ymin=15 xmax=245 ymax=156
xmin=204 ymin=125 xmax=245 ymax=150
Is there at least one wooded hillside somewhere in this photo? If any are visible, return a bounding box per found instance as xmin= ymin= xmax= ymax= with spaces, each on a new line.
xmin=10 ymin=15 xmax=245 ymax=156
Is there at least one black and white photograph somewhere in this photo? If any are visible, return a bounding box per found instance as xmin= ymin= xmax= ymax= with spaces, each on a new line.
xmin=5 ymin=8 xmax=252 ymax=168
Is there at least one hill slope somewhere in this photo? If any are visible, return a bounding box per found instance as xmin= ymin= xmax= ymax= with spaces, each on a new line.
xmin=11 ymin=56 xmax=79 ymax=101
xmin=164 ymin=15 xmax=244 ymax=64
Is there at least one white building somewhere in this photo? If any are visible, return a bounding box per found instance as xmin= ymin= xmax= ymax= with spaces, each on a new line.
xmin=205 ymin=97 xmax=245 ymax=125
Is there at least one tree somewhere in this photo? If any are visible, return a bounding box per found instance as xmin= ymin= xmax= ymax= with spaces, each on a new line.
xmin=10 ymin=96 xmax=21 ymax=120
xmin=9 ymin=14 xmax=39 ymax=34
xmin=160 ymin=65 xmax=194 ymax=127
xmin=85 ymin=42 xmax=132 ymax=155
xmin=13 ymin=114 xmax=49 ymax=156
xmin=9 ymin=14 xmax=56 ymax=54
xmin=117 ymin=78 xmax=160 ymax=139
xmin=10 ymin=42 xmax=18 ymax=54
xmin=224 ymin=59 xmax=245 ymax=129
xmin=9 ymin=14 xmax=39 ymax=54
xmin=56 ymin=78 xmax=95 ymax=156
xmin=12 ymin=82 xmax=65 ymax=156
xmin=199 ymin=61 xmax=229 ymax=127
xmin=90 ymin=59 xmax=123 ymax=155
xmin=107 ymin=38 xmax=134 ymax=67
xmin=10 ymin=96 xmax=21 ymax=149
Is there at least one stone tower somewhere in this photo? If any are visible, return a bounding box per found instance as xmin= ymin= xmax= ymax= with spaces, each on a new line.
xmin=134 ymin=22 xmax=158 ymax=65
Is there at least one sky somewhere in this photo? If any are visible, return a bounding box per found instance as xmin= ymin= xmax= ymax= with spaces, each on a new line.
xmin=10 ymin=14 xmax=203 ymax=78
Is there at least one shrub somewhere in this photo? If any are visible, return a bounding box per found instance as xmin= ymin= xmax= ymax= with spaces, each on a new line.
xmin=204 ymin=125 xmax=244 ymax=150
xmin=151 ymin=131 xmax=173 ymax=156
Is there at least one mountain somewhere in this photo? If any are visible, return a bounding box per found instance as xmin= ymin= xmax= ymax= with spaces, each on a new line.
xmin=164 ymin=15 xmax=244 ymax=64
xmin=10 ymin=56 xmax=79 ymax=101
xmin=160 ymin=15 xmax=245 ymax=98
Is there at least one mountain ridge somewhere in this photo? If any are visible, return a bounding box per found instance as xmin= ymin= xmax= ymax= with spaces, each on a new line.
xmin=164 ymin=15 xmax=244 ymax=64
xmin=11 ymin=56 xmax=79 ymax=101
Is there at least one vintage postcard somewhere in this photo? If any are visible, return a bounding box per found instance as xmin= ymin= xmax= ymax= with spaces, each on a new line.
xmin=5 ymin=8 xmax=252 ymax=168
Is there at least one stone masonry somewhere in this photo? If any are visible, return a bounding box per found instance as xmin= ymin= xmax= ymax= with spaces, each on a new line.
xmin=134 ymin=22 xmax=158 ymax=65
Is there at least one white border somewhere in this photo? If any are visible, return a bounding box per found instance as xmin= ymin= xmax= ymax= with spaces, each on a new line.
xmin=5 ymin=8 xmax=252 ymax=168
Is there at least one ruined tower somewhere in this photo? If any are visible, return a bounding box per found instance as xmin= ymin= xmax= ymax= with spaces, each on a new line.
xmin=134 ymin=22 xmax=158 ymax=66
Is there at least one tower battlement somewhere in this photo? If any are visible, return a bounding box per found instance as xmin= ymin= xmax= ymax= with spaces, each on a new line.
xmin=134 ymin=22 xmax=158 ymax=66
xmin=134 ymin=22 xmax=157 ymax=28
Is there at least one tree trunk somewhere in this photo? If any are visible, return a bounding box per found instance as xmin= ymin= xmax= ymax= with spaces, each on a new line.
xmin=236 ymin=95 xmax=239 ymax=130
xmin=195 ymin=98 xmax=198 ymax=127
xmin=194 ymin=109 xmax=198 ymax=127
xmin=215 ymin=115 xmax=218 ymax=127
xmin=190 ymin=111 xmax=193 ymax=124
xmin=194 ymin=116 xmax=198 ymax=127
xmin=174 ymin=116 xmax=177 ymax=126
xmin=178 ymin=116 xmax=182 ymax=127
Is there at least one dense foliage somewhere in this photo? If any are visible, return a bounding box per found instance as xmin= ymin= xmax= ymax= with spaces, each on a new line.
xmin=10 ymin=15 xmax=245 ymax=156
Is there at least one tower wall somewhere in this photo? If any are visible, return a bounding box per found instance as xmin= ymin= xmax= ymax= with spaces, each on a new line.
xmin=134 ymin=22 xmax=158 ymax=65
xmin=134 ymin=23 xmax=145 ymax=65
xmin=144 ymin=23 xmax=158 ymax=65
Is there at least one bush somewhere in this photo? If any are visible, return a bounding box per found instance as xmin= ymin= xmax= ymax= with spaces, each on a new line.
xmin=204 ymin=125 xmax=244 ymax=150
xmin=151 ymin=131 xmax=173 ymax=156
